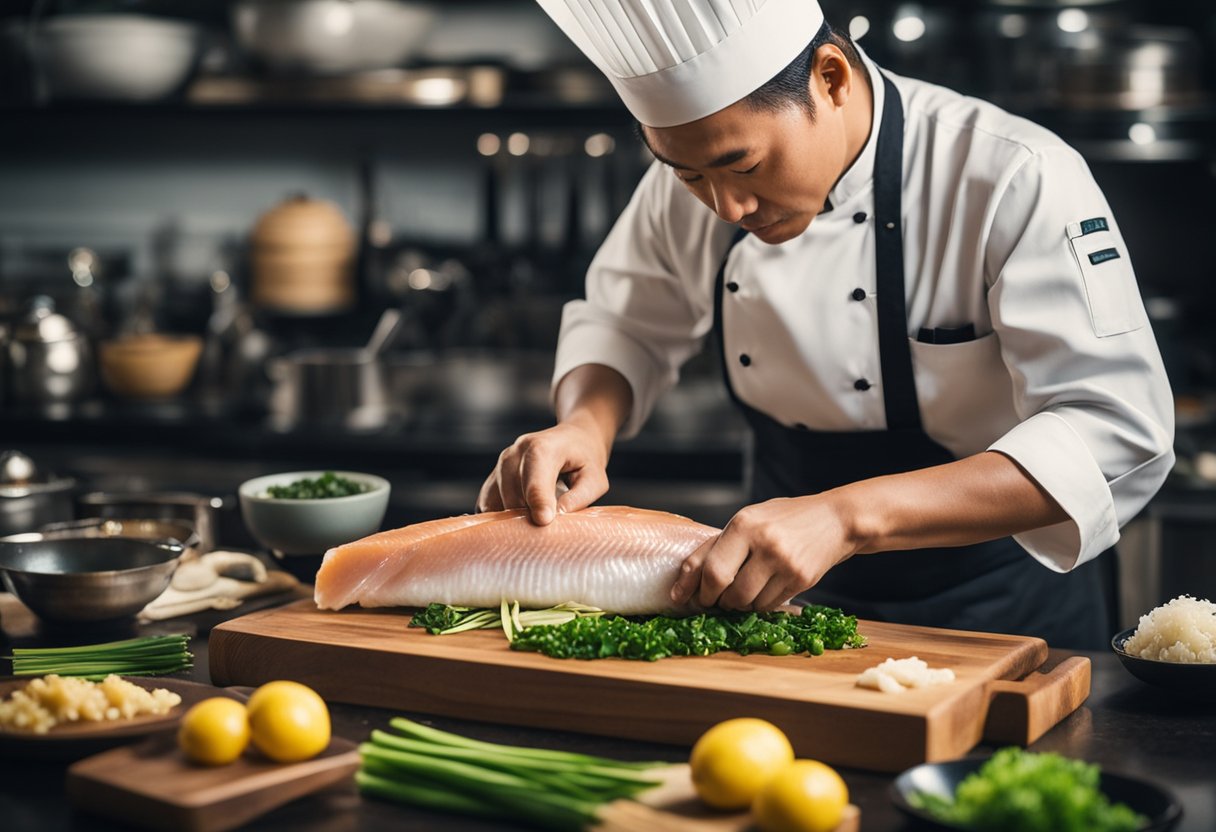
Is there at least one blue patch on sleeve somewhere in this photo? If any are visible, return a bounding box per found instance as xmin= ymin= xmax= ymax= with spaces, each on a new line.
xmin=1080 ymin=217 xmax=1110 ymax=235
xmin=1088 ymin=247 xmax=1121 ymax=265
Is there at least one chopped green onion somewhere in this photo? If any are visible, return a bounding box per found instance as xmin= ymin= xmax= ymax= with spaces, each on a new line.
xmin=412 ymin=602 xmax=866 ymax=661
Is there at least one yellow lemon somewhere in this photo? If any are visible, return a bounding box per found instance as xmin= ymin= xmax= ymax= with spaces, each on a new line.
xmin=753 ymin=759 xmax=849 ymax=832
xmin=690 ymin=718 xmax=795 ymax=810
xmin=177 ymin=697 xmax=250 ymax=766
xmin=246 ymin=680 xmax=331 ymax=763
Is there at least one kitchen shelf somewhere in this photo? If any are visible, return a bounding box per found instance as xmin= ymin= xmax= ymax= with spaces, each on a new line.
xmin=0 ymin=96 xmax=638 ymax=157
xmin=0 ymin=398 xmax=747 ymax=485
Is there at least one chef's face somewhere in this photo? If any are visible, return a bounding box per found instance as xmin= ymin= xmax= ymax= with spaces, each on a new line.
xmin=641 ymin=46 xmax=861 ymax=245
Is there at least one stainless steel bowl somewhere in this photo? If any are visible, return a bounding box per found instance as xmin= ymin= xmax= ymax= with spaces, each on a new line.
xmin=0 ymin=537 xmax=183 ymax=623
xmin=36 ymin=518 xmax=202 ymax=562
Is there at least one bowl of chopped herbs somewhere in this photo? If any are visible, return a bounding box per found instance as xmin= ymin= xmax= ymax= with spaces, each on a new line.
xmin=238 ymin=471 xmax=390 ymax=557
xmin=891 ymin=747 xmax=1181 ymax=832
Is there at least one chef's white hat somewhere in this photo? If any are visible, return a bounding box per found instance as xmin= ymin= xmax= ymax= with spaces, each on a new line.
xmin=535 ymin=0 xmax=826 ymax=127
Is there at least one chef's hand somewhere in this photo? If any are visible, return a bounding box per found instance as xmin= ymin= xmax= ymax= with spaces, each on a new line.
xmin=477 ymin=414 xmax=611 ymax=526
xmin=479 ymin=364 xmax=630 ymax=526
xmin=670 ymin=496 xmax=859 ymax=611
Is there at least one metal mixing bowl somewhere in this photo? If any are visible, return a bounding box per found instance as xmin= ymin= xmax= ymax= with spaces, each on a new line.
xmin=36 ymin=518 xmax=202 ymax=561
xmin=0 ymin=537 xmax=183 ymax=623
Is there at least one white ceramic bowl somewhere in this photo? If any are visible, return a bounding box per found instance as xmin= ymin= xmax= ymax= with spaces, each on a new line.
xmin=33 ymin=14 xmax=202 ymax=101
xmin=238 ymin=471 xmax=390 ymax=556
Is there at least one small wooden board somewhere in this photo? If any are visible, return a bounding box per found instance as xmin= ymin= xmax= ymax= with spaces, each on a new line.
xmin=66 ymin=733 xmax=359 ymax=832
xmin=210 ymin=600 xmax=1090 ymax=772
xmin=604 ymin=763 xmax=860 ymax=831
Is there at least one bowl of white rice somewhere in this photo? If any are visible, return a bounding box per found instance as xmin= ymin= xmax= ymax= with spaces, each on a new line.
xmin=1112 ymin=595 xmax=1216 ymax=698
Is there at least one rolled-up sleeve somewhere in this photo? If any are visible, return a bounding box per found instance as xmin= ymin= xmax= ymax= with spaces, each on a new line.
xmin=554 ymin=162 xmax=733 ymax=437
xmin=985 ymin=146 xmax=1175 ymax=572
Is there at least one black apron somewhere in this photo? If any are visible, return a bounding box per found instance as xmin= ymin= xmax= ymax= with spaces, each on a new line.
xmin=713 ymin=74 xmax=1116 ymax=650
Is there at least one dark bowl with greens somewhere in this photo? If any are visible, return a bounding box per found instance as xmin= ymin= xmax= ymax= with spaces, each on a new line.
xmin=891 ymin=749 xmax=1181 ymax=832
xmin=238 ymin=470 xmax=390 ymax=557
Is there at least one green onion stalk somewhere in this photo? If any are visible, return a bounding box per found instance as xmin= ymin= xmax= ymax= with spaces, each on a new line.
xmin=7 ymin=634 xmax=193 ymax=680
xmin=357 ymin=717 xmax=667 ymax=831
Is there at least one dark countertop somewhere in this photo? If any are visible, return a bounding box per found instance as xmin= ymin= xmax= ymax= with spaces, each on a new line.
xmin=1 ymin=594 xmax=1213 ymax=832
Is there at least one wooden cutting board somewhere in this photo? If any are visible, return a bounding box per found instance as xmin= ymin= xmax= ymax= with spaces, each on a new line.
xmin=66 ymin=733 xmax=359 ymax=832
xmin=210 ymin=600 xmax=1090 ymax=772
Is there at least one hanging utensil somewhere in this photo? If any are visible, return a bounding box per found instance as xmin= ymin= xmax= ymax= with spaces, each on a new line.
xmin=364 ymin=307 xmax=403 ymax=357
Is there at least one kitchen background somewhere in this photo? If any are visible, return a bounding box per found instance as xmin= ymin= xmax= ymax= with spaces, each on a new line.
xmin=1 ymin=0 xmax=1214 ymax=626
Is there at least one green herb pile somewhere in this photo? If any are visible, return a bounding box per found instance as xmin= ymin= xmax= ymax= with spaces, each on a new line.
xmin=358 ymin=716 xmax=664 ymax=831
xmin=266 ymin=471 xmax=368 ymax=499
xmin=909 ymin=747 xmax=1148 ymax=832
xmin=411 ymin=601 xmax=607 ymax=639
xmin=7 ymin=634 xmax=193 ymax=680
xmin=412 ymin=602 xmax=866 ymax=662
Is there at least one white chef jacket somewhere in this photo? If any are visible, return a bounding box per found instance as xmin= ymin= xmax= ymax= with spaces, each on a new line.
xmin=553 ymin=50 xmax=1175 ymax=574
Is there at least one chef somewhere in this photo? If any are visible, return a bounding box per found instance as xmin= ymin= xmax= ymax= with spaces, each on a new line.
xmin=478 ymin=0 xmax=1175 ymax=649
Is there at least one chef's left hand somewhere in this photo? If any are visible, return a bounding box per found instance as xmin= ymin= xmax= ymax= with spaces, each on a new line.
xmin=669 ymin=495 xmax=860 ymax=611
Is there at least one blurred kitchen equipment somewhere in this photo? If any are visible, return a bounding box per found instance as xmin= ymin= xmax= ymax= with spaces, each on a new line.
xmin=5 ymin=295 xmax=93 ymax=404
xmin=249 ymin=194 xmax=356 ymax=315
xmin=364 ymin=307 xmax=403 ymax=356
xmin=0 ymin=450 xmax=76 ymax=536
xmin=0 ymin=536 xmax=183 ymax=624
xmin=417 ymin=1 xmax=577 ymax=70
xmin=98 ymin=333 xmax=203 ymax=399
xmin=198 ymin=270 xmax=276 ymax=410
xmin=231 ymin=0 xmax=437 ymax=75
xmin=78 ymin=492 xmax=224 ymax=554
xmin=267 ymin=347 xmax=391 ymax=431
xmin=386 ymin=349 xmax=553 ymax=423
xmin=36 ymin=517 xmax=202 ymax=562
xmin=0 ymin=321 xmax=7 ymax=406
xmin=29 ymin=13 xmax=202 ymax=102
xmin=1056 ymin=25 xmax=1207 ymax=111
xmin=0 ymin=450 xmax=38 ymax=485
xmin=188 ymin=64 xmax=504 ymax=106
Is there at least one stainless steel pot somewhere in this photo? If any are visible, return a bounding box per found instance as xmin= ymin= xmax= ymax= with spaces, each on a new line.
xmin=0 ymin=450 xmax=77 ymax=536
xmin=5 ymin=296 xmax=93 ymax=404
xmin=77 ymin=492 xmax=223 ymax=554
xmin=268 ymin=347 xmax=393 ymax=431
xmin=386 ymin=349 xmax=553 ymax=421
xmin=0 ymin=475 xmax=77 ymax=537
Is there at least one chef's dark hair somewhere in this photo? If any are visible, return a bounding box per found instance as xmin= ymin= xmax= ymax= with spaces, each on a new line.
xmin=745 ymin=22 xmax=863 ymax=120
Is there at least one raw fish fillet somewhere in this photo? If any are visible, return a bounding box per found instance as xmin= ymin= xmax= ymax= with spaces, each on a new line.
xmin=313 ymin=506 xmax=720 ymax=614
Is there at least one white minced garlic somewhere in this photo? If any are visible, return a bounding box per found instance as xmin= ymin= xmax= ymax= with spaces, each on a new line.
xmin=0 ymin=674 xmax=181 ymax=734
xmin=856 ymin=656 xmax=955 ymax=694
xmin=1122 ymin=595 xmax=1216 ymax=663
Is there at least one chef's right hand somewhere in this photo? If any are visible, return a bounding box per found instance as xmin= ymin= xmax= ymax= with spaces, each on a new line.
xmin=477 ymin=415 xmax=611 ymax=526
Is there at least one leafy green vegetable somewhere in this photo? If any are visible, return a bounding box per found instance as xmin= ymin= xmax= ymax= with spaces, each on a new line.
xmin=7 ymin=634 xmax=193 ymax=680
xmin=908 ymin=747 xmax=1148 ymax=832
xmin=357 ymin=716 xmax=665 ymax=831
xmin=266 ymin=472 xmax=368 ymax=499
xmin=412 ymin=602 xmax=866 ymax=662
xmin=411 ymin=602 xmax=607 ymax=638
